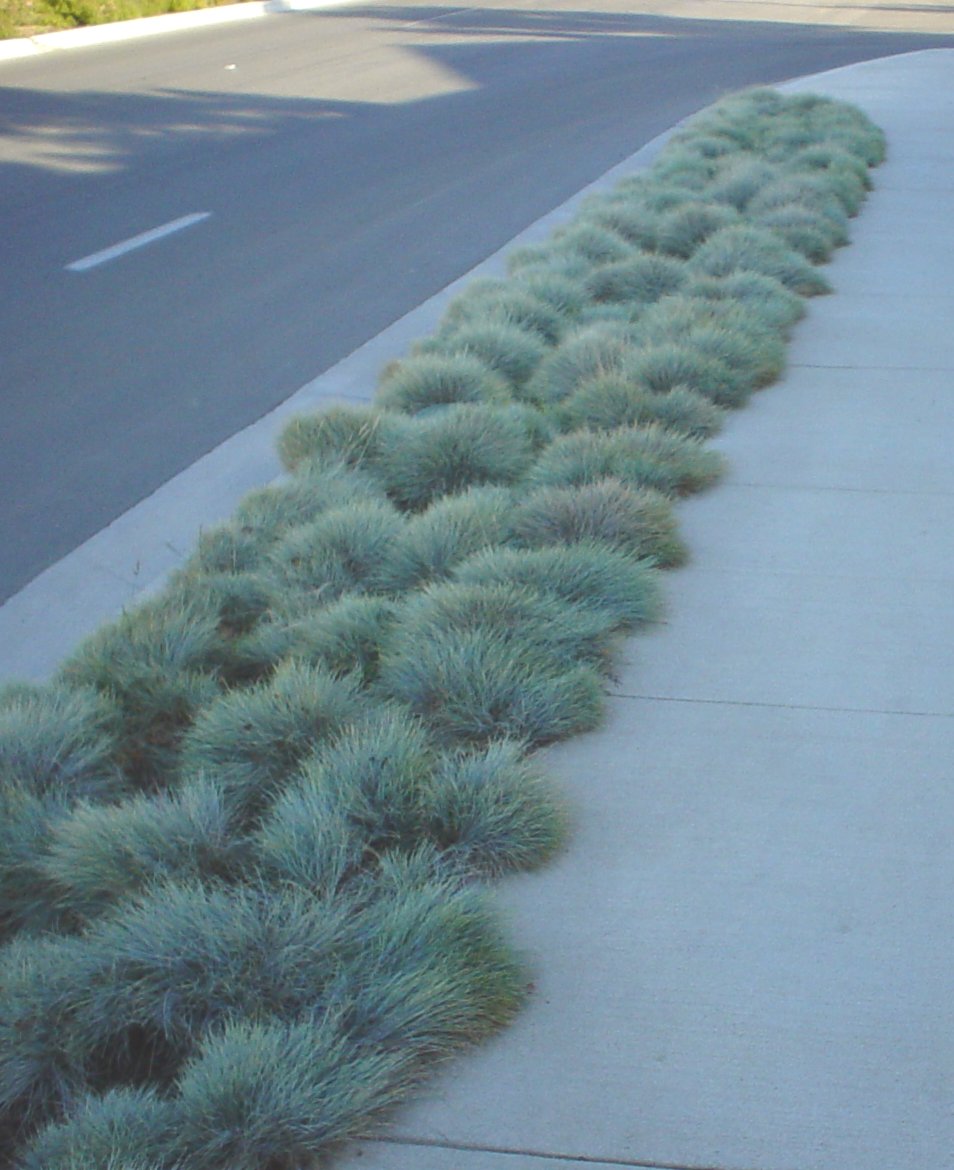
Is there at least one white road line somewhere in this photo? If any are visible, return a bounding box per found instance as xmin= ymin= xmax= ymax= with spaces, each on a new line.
xmin=65 ymin=212 xmax=211 ymax=272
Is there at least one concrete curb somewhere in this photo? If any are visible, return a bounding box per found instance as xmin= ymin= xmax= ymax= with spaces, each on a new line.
xmin=0 ymin=0 xmax=363 ymax=62
xmin=0 ymin=122 xmax=676 ymax=682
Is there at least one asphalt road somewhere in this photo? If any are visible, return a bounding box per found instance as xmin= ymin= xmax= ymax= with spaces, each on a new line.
xmin=1 ymin=1 xmax=951 ymax=602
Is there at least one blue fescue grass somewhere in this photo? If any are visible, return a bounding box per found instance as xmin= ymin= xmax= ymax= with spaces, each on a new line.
xmin=17 ymin=1088 xmax=175 ymax=1170
xmin=268 ymin=499 xmax=405 ymax=601
xmin=0 ymin=935 xmax=88 ymax=1143
xmin=276 ymin=405 xmax=399 ymax=474
xmin=416 ymin=320 xmax=549 ymax=391
xmin=41 ymin=777 xmax=239 ymax=925
xmin=239 ymin=594 xmax=400 ymax=685
xmin=439 ymin=279 xmax=567 ymax=344
xmin=376 ymin=583 xmax=614 ymax=746
xmin=452 ymin=542 xmax=662 ymax=631
xmin=377 ymin=485 xmax=514 ymax=593
xmin=179 ymin=661 xmax=366 ymax=822
xmin=526 ymin=423 xmax=725 ymax=497
xmin=377 ymin=351 xmax=513 ymax=414
xmin=584 ymin=252 xmax=686 ymax=305
xmin=57 ymin=599 xmax=222 ymax=792
xmin=558 ymin=372 xmax=725 ymax=439
xmin=0 ymin=682 xmax=122 ymax=803
xmin=0 ymin=86 xmax=887 ymax=1168
xmin=0 ymin=784 xmax=70 ymax=941
xmin=373 ymin=404 xmax=539 ymax=510
xmin=423 ymin=739 xmax=568 ymax=875
xmin=524 ymin=321 xmax=638 ymax=407
xmin=510 ymin=478 xmax=687 ymax=567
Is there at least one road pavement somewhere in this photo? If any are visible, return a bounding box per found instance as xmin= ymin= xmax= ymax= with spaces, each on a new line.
xmin=2 ymin=0 xmax=953 ymax=601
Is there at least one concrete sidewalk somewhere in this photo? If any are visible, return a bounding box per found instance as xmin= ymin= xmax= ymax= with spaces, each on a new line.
xmin=0 ymin=44 xmax=950 ymax=1170
xmin=333 ymin=49 xmax=954 ymax=1170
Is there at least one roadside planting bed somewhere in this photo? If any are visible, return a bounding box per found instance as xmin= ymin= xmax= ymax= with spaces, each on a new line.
xmin=0 ymin=89 xmax=884 ymax=1170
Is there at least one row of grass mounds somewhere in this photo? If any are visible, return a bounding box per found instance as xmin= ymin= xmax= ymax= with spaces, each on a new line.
xmin=0 ymin=88 xmax=885 ymax=1169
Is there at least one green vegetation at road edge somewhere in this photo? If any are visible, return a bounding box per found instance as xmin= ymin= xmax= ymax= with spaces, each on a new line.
xmin=0 ymin=88 xmax=885 ymax=1169
xmin=0 ymin=0 xmax=242 ymax=41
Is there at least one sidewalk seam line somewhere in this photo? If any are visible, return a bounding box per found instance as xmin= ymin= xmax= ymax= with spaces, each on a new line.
xmin=357 ymin=1134 xmax=752 ymax=1170
xmin=608 ymin=691 xmax=954 ymax=718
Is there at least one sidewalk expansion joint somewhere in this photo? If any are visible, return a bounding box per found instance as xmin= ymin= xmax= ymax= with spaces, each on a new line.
xmin=357 ymin=1134 xmax=752 ymax=1170
xmin=790 ymin=361 xmax=954 ymax=371
xmin=608 ymin=691 xmax=954 ymax=719
xmin=727 ymin=480 xmax=954 ymax=498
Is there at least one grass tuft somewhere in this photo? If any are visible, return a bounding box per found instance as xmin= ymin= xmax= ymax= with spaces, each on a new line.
xmin=525 ymin=322 xmax=638 ymax=407
xmin=558 ymin=372 xmax=725 ymax=439
xmin=689 ymin=224 xmax=832 ymax=295
xmin=378 ymin=486 xmax=515 ymax=592
xmin=439 ymin=281 xmax=566 ymax=344
xmin=41 ymin=777 xmax=239 ymax=925
xmin=377 ymin=584 xmax=610 ymax=746
xmin=423 ymin=739 xmax=568 ymax=875
xmin=0 ymin=682 xmax=122 ymax=803
xmin=654 ymin=200 xmax=741 ymax=258
xmin=417 ymin=320 xmax=549 ymax=391
xmin=240 ymin=594 xmax=400 ymax=685
xmin=510 ymin=477 xmax=687 ymax=567
xmin=377 ymin=351 xmax=512 ymax=414
xmin=373 ymin=405 xmax=537 ymax=510
xmin=268 ymin=499 xmax=404 ymax=601
xmin=277 ymin=405 xmax=399 ymax=473
xmin=178 ymin=661 xmax=366 ymax=822
xmin=526 ymin=423 xmax=725 ymax=497
xmin=584 ymin=252 xmax=686 ymax=305
xmin=17 ymin=1088 xmax=174 ymax=1170
xmin=453 ymin=542 xmax=663 ymax=629
xmin=57 ymin=600 xmax=222 ymax=792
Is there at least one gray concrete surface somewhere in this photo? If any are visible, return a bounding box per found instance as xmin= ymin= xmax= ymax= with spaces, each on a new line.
xmin=1 ymin=38 xmax=951 ymax=1170
xmin=3 ymin=2 xmax=952 ymax=603
xmin=333 ymin=48 xmax=954 ymax=1170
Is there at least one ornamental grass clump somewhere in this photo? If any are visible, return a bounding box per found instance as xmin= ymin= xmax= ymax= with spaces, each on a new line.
xmin=548 ymin=221 xmax=635 ymax=267
xmin=0 ymin=784 xmax=69 ymax=940
xmin=41 ymin=777 xmax=239 ymax=925
xmin=268 ymin=499 xmax=404 ymax=601
xmin=57 ymin=601 xmax=222 ymax=791
xmin=376 ymin=351 xmax=512 ymax=414
xmin=377 ymin=587 xmax=608 ymax=747
xmin=439 ymin=280 xmax=566 ymax=344
xmin=576 ymin=200 xmax=661 ymax=250
xmin=240 ymin=594 xmax=400 ymax=685
xmin=276 ymin=707 xmax=436 ymax=855
xmin=164 ymin=1010 xmax=409 ymax=1170
xmin=226 ymin=462 xmax=385 ymax=547
xmin=584 ymin=252 xmax=686 ymax=305
xmin=422 ymin=739 xmax=567 ymax=875
xmin=378 ymin=485 xmax=514 ymax=593
xmin=0 ymin=682 xmax=122 ymax=803
xmin=682 ymin=270 xmax=806 ymax=332
xmin=178 ymin=661 xmax=365 ymax=822
xmin=623 ymin=340 xmax=750 ymax=408
xmin=654 ymin=200 xmax=741 ymax=258
xmin=277 ymin=404 xmax=399 ymax=474
xmin=558 ymin=372 xmax=725 ymax=439
xmin=689 ymin=224 xmax=832 ymax=296
xmin=453 ymin=542 xmax=662 ymax=630
xmin=526 ymin=422 xmax=725 ymax=497
xmin=373 ymin=404 xmax=538 ymax=510
xmin=511 ymin=477 xmax=687 ymax=567
xmin=17 ymin=1087 xmax=174 ymax=1170
xmin=525 ymin=321 xmax=638 ymax=407
xmin=0 ymin=934 xmax=87 ymax=1143
xmin=417 ymin=319 xmax=549 ymax=391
